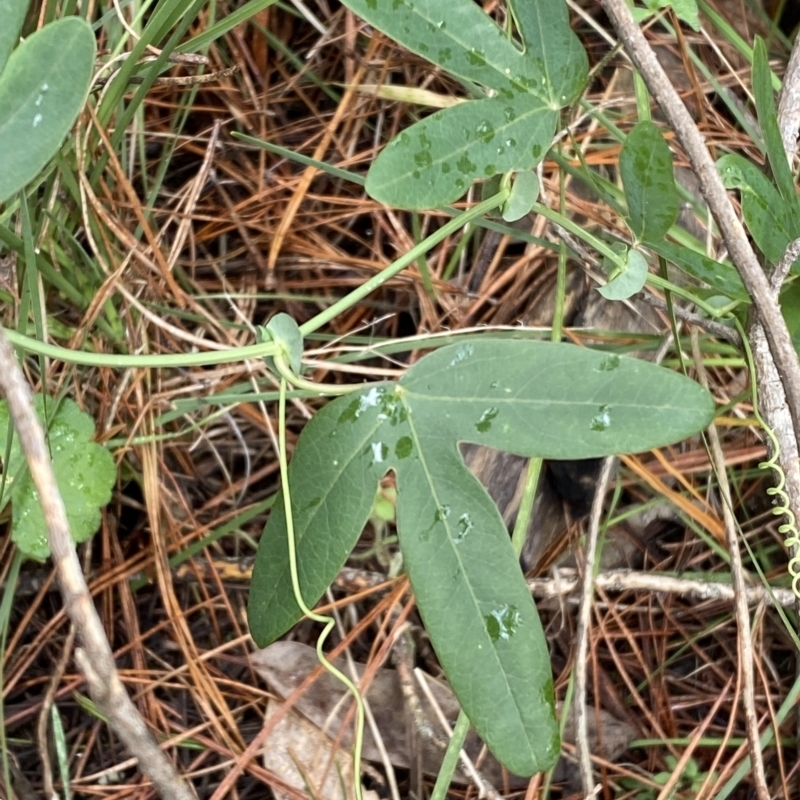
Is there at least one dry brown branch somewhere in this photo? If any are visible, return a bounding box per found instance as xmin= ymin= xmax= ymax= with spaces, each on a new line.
xmin=527 ymin=569 xmax=797 ymax=608
xmin=778 ymin=32 xmax=800 ymax=158
xmin=0 ymin=329 xmax=196 ymax=800
xmin=573 ymin=456 xmax=616 ymax=796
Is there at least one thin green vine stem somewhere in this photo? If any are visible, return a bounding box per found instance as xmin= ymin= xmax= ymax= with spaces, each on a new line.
xmin=270 ymin=347 xmax=376 ymax=396
xmin=0 ymin=325 xmax=280 ymax=368
xmin=529 ymin=200 xmax=625 ymax=268
xmin=0 ymin=551 xmax=23 ymax=798
xmin=511 ymin=458 xmax=544 ymax=557
xmin=2 ymin=193 xmax=508 ymax=368
xmin=275 ymin=353 xmax=366 ymax=800
xmin=530 ymin=193 xmax=739 ymax=322
xmin=646 ymin=273 xmax=733 ymax=318
xmin=299 ymin=191 xmax=509 ymax=337
xmin=430 ymin=711 xmax=473 ymax=800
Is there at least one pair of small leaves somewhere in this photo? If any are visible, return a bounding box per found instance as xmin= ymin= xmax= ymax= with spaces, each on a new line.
xmin=0 ymin=396 xmax=116 ymax=561
xmin=342 ymin=0 xmax=588 ymax=209
xmin=0 ymin=0 xmax=95 ymax=203
xmin=248 ymin=337 xmax=715 ymax=776
xmin=601 ymin=120 xmax=680 ymax=300
xmin=564 ymin=135 xmax=746 ymax=303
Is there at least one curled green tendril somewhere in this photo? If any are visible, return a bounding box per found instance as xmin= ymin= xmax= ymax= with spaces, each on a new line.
xmin=737 ymin=318 xmax=800 ymax=598
xmin=275 ymin=350 xmax=367 ymax=800
xmin=757 ymin=425 xmax=800 ymax=596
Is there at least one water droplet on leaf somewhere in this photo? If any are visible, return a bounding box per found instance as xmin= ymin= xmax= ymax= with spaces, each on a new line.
xmin=475 ymin=120 xmax=495 ymax=143
xmin=448 ymin=344 xmax=474 ymax=367
xmin=414 ymin=150 xmax=432 ymax=168
xmin=454 ymin=512 xmax=474 ymax=543
xmin=370 ymin=442 xmax=389 ymax=464
xmin=456 ymin=154 xmax=476 ymax=174
xmin=467 ymin=48 xmax=486 ymax=67
xmin=590 ymin=405 xmax=612 ymax=431
xmin=596 ymin=354 xmax=620 ymax=372
xmin=395 ymin=436 xmax=413 ymax=459
xmin=435 ymin=504 xmax=451 ymax=522
xmin=485 ymin=604 xmax=522 ymax=641
xmin=476 ymin=407 xmax=498 ymax=432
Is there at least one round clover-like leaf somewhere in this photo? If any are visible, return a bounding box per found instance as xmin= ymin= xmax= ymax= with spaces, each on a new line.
xmin=0 ymin=396 xmax=115 ymax=561
xmin=598 ymin=247 xmax=649 ymax=301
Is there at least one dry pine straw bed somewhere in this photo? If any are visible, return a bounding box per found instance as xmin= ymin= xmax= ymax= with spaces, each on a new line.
xmin=2 ymin=1 xmax=800 ymax=798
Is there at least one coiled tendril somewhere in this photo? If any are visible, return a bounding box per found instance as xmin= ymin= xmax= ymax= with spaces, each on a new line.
xmin=738 ymin=318 xmax=800 ymax=598
xmin=758 ymin=424 xmax=800 ymax=596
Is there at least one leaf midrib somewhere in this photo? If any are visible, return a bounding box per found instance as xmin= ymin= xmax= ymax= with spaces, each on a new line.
xmin=400 ymin=394 xmax=538 ymax=769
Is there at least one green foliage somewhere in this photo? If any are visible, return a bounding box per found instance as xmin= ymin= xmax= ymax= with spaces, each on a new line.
xmin=342 ymin=0 xmax=588 ymax=209
xmin=619 ymin=755 xmax=719 ymax=799
xmin=646 ymin=239 xmax=749 ymax=302
xmin=600 ymin=245 xmax=649 ymax=300
xmin=502 ymin=171 xmax=539 ymax=223
xmin=0 ymin=4 xmax=95 ymax=204
xmin=717 ymin=153 xmax=800 ymax=266
xmin=713 ymin=36 xmax=800 ymax=279
xmin=633 ymin=0 xmax=700 ymax=31
xmin=751 ymin=37 xmax=799 ymax=213
xmin=0 ymin=396 xmax=116 ymax=561
xmin=620 ymin=120 xmax=680 ymax=244
xmin=0 ymin=0 xmax=28 ymax=74
xmin=264 ymin=312 xmax=303 ymax=374
xmin=249 ymin=338 xmax=715 ymax=775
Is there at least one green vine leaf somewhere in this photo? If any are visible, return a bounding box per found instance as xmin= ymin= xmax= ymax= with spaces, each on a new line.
xmin=0 ymin=0 xmax=28 ymax=75
xmin=621 ymin=120 xmax=679 ymax=243
xmin=0 ymin=396 xmax=116 ymax=561
xmin=248 ymin=340 xmax=715 ymax=775
xmin=636 ymin=0 xmax=699 ymax=31
xmin=0 ymin=16 xmax=96 ymax=203
xmin=342 ymin=0 xmax=588 ymax=209
xmin=646 ymin=239 xmax=749 ymax=303
xmin=718 ymin=153 xmax=800 ymax=265
xmin=509 ymin=0 xmax=588 ymax=107
xmin=502 ymin=170 xmax=539 ymax=222
xmin=752 ymin=36 xmax=799 ymax=213
xmin=349 ymin=3 xmax=524 ymax=95
xmin=365 ymin=96 xmax=555 ymax=209
xmin=265 ymin=312 xmax=303 ymax=373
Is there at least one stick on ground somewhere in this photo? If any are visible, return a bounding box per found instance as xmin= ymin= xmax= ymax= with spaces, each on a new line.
xmin=0 ymin=328 xmax=196 ymax=800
